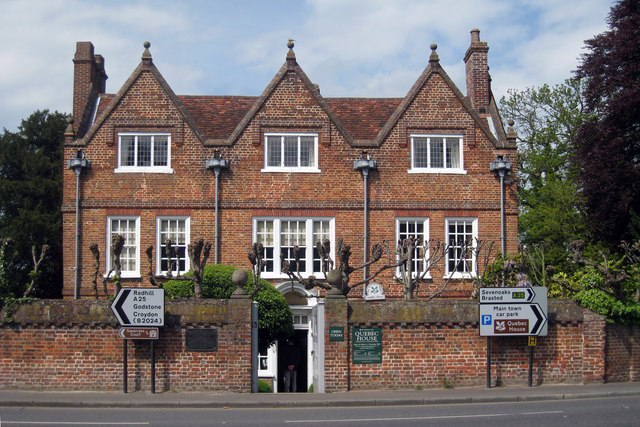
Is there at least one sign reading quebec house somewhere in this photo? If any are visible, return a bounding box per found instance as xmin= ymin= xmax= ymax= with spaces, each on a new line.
xmin=111 ymin=288 xmax=165 ymax=327
xmin=479 ymin=287 xmax=548 ymax=337
xmin=352 ymin=327 xmax=382 ymax=364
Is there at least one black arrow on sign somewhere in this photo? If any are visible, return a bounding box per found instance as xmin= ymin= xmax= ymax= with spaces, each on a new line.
xmin=113 ymin=289 xmax=131 ymax=325
xmin=526 ymin=288 xmax=535 ymax=302
xmin=530 ymin=303 xmax=545 ymax=335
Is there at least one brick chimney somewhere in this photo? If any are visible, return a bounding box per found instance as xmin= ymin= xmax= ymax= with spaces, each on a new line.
xmin=463 ymin=29 xmax=490 ymax=115
xmin=72 ymin=42 xmax=107 ymax=138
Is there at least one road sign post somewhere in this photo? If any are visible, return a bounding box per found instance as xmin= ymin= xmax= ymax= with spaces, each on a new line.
xmin=111 ymin=288 xmax=165 ymax=394
xmin=479 ymin=287 xmax=548 ymax=389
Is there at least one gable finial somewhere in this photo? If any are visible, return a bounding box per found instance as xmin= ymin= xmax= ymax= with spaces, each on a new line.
xmin=142 ymin=41 xmax=152 ymax=63
xmin=429 ymin=43 xmax=439 ymax=63
xmin=287 ymin=39 xmax=296 ymax=60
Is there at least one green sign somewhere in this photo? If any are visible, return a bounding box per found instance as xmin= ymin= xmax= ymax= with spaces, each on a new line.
xmin=329 ymin=326 xmax=344 ymax=342
xmin=352 ymin=327 xmax=382 ymax=364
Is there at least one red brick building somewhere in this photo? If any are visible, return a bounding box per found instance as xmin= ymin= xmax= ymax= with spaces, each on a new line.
xmin=63 ymin=29 xmax=516 ymax=304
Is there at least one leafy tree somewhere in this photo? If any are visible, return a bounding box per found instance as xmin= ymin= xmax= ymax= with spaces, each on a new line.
xmin=500 ymin=79 xmax=589 ymax=270
xmin=0 ymin=110 xmax=67 ymax=300
xmin=574 ymin=0 xmax=640 ymax=247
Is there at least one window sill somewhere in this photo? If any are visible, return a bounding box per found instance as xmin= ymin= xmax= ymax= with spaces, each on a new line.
xmin=408 ymin=168 xmax=467 ymax=175
xmin=444 ymin=273 xmax=476 ymax=280
xmin=261 ymin=167 xmax=321 ymax=173
xmin=104 ymin=273 xmax=141 ymax=279
xmin=114 ymin=167 xmax=174 ymax=174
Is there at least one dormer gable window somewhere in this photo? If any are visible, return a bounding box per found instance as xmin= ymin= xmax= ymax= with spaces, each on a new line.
xmin=115 ymin=132 xmax=173 ymax=173
xmin=409 ymin=134 xmax=465 ymax=174
xmin=262 ymin=133 xmax=320 ymax=173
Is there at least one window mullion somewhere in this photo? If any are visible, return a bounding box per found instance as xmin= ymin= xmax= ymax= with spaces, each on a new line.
xmin=133 ymin=136 xmax=139 ymax=167
xmin=274 ymin=219 xmax=281 ymax=275
xmin=305 ymin=219 xmax=313 ymax=273
xmin=150 ymin=135 xmax=155 ymax=167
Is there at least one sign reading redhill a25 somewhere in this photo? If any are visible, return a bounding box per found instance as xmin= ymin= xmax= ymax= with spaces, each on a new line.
xmin=110 ymin=288 xmax=165 ymax=327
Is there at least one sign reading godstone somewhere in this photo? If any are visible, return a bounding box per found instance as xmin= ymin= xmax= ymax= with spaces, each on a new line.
xmin=352 ymin=327 xmax=382 ymax=364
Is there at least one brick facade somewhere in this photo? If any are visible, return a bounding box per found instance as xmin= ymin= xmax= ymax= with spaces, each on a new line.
xmin=63 ymin=30 xmax=517 ymax=300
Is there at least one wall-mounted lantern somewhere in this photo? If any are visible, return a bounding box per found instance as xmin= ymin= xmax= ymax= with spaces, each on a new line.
xmin=354 ymin=152 xmax=377 ymax=294
xmin=205 ymin=152 xmax=229 ymax=264
xmin=68 ymin=150 xmax=90 ymax=300
xmin=489 ymin=155 xmax=512 ymax=286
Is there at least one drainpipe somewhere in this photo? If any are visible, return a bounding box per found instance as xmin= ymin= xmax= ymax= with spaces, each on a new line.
xmin=205 ymin=152 xmax=229 ymax=264
xmin=68 ymin=150 xmax=90 ymax=300
xmin=354 ymin=152 xmax=377 ymax=296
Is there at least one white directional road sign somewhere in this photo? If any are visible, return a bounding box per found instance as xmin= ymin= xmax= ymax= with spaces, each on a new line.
xmin=479 ymin=287 xmax=548 ymax=337
xmin=479 ymin=287 xmax=536 ymax=303
xmin=111 ymin=288 xmax=165 ymax=327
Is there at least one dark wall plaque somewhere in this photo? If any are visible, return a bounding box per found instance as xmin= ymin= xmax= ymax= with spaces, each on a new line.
xmin=186 ymin=328 xmax=218 ymax=351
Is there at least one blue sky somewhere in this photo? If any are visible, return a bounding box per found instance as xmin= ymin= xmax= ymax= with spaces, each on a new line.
xmin=0 ymin=0 xmax=613 ymax=131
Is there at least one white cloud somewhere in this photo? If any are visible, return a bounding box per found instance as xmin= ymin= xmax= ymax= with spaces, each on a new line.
xmin=0 ymin=0 xmax=614 ymax=131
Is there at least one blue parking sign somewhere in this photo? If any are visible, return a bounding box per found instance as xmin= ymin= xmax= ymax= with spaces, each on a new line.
xmin=481 ymin=314 xmax=492 ymax=325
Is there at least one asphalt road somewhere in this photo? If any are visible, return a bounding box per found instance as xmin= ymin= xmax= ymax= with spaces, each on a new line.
xmin=1 ymin=395 xmax=639 ymax=426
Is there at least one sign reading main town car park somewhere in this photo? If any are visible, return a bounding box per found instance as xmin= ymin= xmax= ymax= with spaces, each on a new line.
xmin=111 ymin=288 xmax=165 ymax=327
xmin=479 ymin=287 xmax=548 ymax=337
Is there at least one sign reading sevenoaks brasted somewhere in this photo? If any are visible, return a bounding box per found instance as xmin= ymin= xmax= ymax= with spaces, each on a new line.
xmin=111 ymin=288 xmax=165 ymax=327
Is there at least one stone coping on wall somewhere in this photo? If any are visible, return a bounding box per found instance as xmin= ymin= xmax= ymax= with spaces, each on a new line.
xmin=347 ymin=299 xmax=584 ymax=326
xmin=0 ymin=298 xmax=238 ymax=327
xmin=2 ymin=298 xmax=584 ymax=328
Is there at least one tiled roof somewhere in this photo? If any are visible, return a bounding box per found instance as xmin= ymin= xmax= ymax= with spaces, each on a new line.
xmin=94 ymin=94 xmax=403 ymax=143
xmin=179 ymin=96 xmax=257 ymax=140
xmin=326 ymin=98 xmax=402 ymax=141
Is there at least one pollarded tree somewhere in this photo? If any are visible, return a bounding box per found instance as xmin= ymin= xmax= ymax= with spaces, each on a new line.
xmin=574 ymin=0 xmax=640 ymax=247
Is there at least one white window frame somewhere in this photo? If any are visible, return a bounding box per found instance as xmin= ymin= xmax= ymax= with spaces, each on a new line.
xmin=409 ymin=134 xmax=465 ymax=174
xmin=262 ymin=133 xmax=320 ymax=173
xmin=252 ymin=217 xmax=335 ymax=279
xmin=395 ymin=218 xmax=431 ymax=279
xmin=106 ymin=216 xmax=140 ymax=278
xmin=156 ymin=216 xmax=190 ymax=276
xmin=445 ymin=217 xmax=478 ymax=278
xmin=115 ymin=132 xmax=173 ymax=173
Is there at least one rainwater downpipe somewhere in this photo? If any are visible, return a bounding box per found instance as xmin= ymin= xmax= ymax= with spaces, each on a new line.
xmin=354 ymin=152 xmax=377 ymax=296
xmin=205 ymin=153 xmax=229 ymax=264
xmin=68 ymin=151 xmax=90 ymax=300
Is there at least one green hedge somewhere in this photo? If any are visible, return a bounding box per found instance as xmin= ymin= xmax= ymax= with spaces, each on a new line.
xmin=164 ymin=264 xmax=293 ymax=347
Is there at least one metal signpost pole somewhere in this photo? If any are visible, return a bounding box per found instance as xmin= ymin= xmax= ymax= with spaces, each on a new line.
xmin=528 ymin=345 xmax=533 ymax=387
xmin=151 ymin=340 xmax=156 ymax=394
xmin=123 ymin=339 xmax=128 ymax=394
xmin=486 ymin=337 xmax=491 ymax=388
xmin=251 ymin=301 xmax=258 ymax=393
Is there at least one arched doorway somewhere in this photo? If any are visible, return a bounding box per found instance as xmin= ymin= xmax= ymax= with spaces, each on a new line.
xmin=258 ymin=282 xmax=324 ymax=393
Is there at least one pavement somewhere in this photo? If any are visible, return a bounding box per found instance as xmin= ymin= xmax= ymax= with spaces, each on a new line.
xmin=1 ymin=382 xmax=639 ymax=409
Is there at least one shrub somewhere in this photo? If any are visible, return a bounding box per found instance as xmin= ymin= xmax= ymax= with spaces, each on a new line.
xmin=163 ymin=278 xmax=194 ymax=299
xmin=258 ymin=379 xmax=272 ymax=393
xmin=163 ymin=264 xmax=293 ymax=348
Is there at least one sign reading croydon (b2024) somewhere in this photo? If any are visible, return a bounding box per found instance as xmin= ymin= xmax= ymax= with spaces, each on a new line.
xmin=110 ymin=288 xmax=165 ymax=327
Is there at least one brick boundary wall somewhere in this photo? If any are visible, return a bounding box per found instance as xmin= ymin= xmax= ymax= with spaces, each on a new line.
xmin=1 ymin=298 xmax=638 ymax=392
xmin=605 ymin=323 xmax=640 ymax=382
xmin=326 ymin=298 xmax=639 ymax=391
xmin=0 ymin=298 xmax=252 ymax=392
